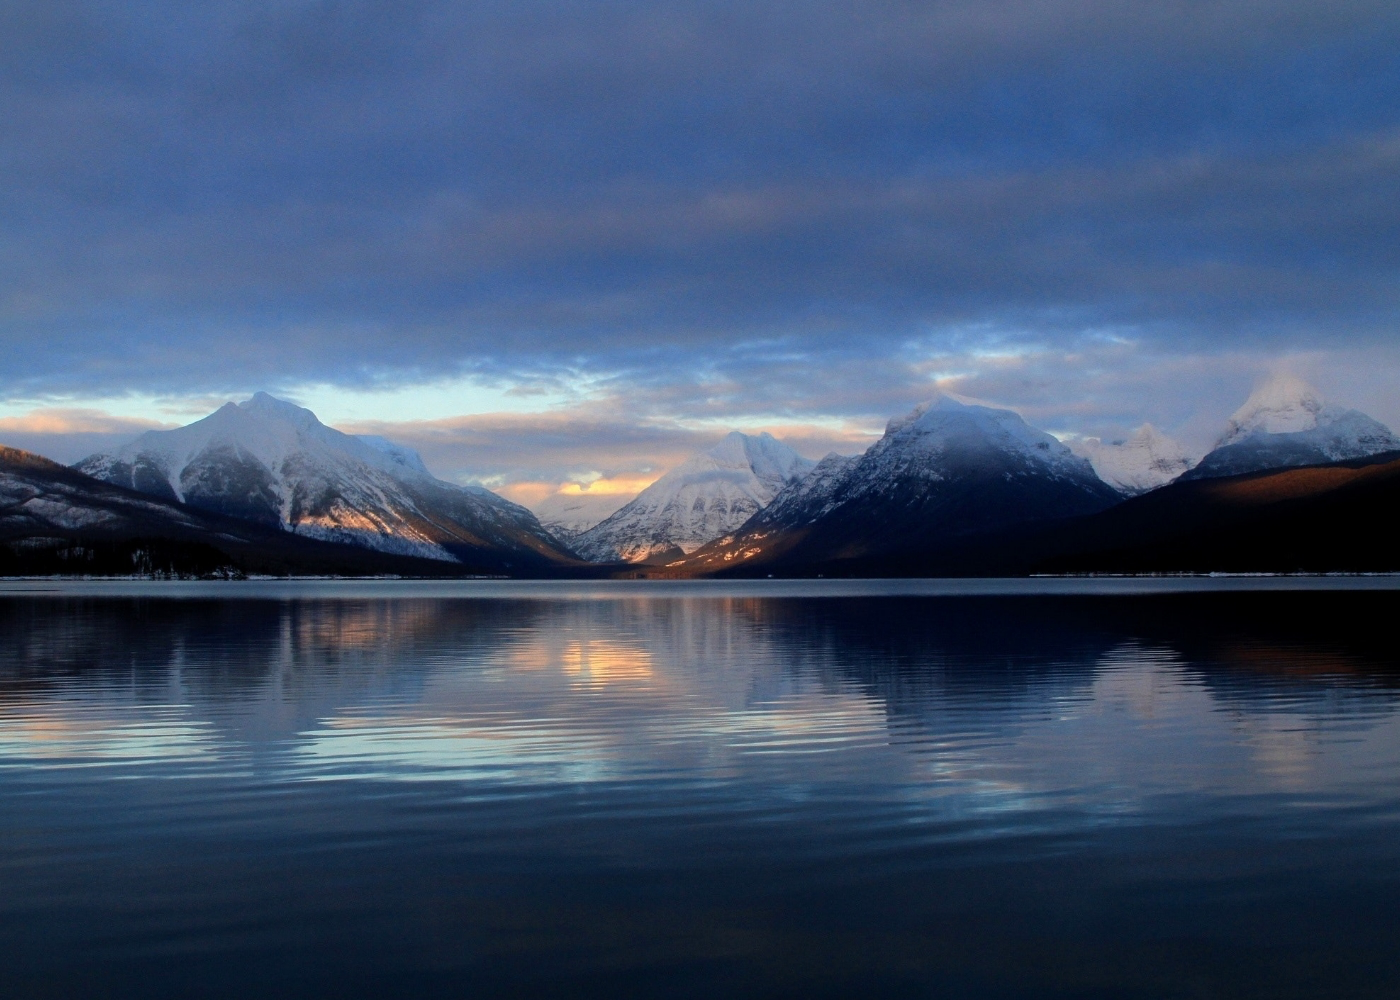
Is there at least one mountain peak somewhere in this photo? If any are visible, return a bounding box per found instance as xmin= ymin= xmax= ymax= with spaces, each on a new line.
xmin=1073 ymin=423 xmax=1194 ymax=495
xmin=238 ymin=391 xmax=322 ymax=428
xmin=1184 ymin=375 xmax=1400 ymax=481
xmin=879 ymin=395 xmax=1093 ymax=476
xmin=886 ymin=393 xmax=966 ymax=434
xmin=71 ymin=395 xmax=571 ymax=567
xmin=1220 ymin=373 xmax=1326 ymax=445
xmin=573 ymin=431 xmax=815 ymax=563
xmin=676 ymin=394 xmax=1120 ymax=574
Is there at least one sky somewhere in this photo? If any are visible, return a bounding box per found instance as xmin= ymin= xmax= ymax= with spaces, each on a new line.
xmin=2 ymin=0 xmax=1398 ymax=504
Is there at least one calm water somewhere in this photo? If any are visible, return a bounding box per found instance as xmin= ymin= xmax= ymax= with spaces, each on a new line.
xmin=3 ymin=579 xmax=1400 ymax=999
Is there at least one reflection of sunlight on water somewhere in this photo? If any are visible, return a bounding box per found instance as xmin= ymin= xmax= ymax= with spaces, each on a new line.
xmin=562 ymin=639 xmax=654 ymax=690
xmin=478 ymin=633 xmax=655 ymax=690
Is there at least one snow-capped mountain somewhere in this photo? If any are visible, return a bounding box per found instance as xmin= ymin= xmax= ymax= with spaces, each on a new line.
xmin=531 ymin=489 xmax=634 ymax=544
xmin=572 ymin=431 xmax=815 ymax=563
xmin=73 ymin=392 xmax=573 ymax=568
xmin=1073 ymin=424 xmax=1195 ymax=495
xmin=1182 ymin=374 xmax=1400 ymax=481
xmin=682 ymin=395 xmax=1121 ymax=572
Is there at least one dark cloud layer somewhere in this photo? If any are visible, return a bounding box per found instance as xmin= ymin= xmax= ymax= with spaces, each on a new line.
xmin=2 ymin=0 xmax=1398 ymax=412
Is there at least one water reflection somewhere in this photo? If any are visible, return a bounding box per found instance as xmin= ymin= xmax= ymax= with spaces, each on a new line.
xmin=2 ymin=591 xmax=1397 ymax=801
xmin=4 ymin=586 xmax=1400 ymax=999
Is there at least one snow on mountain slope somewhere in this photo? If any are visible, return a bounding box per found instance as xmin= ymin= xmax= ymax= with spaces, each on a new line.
xmin=1219 ymin=373 xmax=1327 ymax=441
xmin=752 ymin=452 xmax=860 ymax=527
xmin=1182 ymin=375 xmax=1400 ymax=481
xmin=73 ymin=393 xmax=571 ymax=566
xmin=357 ymin=435 xmax=434 ymax=477
xmin=1 ymin=446 xmax=210 ymax=538
xmin=531 ymin=490 xmax=634 ymax=544
xmin=572 ymin=431 xmax=814 ymax=563
xmin=679 ymin=395 xmax=1120 ymax=572
xmin=681 ymin=452 xmax=859 ymax=568
xmin=1073 ymin=424 xmax=1194 ymax=495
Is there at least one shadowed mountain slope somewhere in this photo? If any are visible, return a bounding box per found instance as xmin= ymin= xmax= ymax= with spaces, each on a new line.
xmin=738 ymin=451 xmax=1400 ymax=578
xmin=1027 ymin=451 xmax=1400 ymax=575
xmin=678 ymin=396 xmax=1120 ymax=574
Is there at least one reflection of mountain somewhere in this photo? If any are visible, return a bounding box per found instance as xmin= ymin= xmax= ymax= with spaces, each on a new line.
xmin=1105 ymin=590 xmax=1400 ymax=704
xmin=728 ymin=590 xmax=1400 ymax=731
xmin=0 ymin=598 xmax=543 ymax=747
xmin=732 ymin=595 xmax=1110 ymax=703
xmin=2 ymin=589 xmax=1397 ymax=784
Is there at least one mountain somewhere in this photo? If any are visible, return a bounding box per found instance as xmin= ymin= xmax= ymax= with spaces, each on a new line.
xmin=0 ymin=445 xmax=487 ymax=577
xmin=1182 ymin=374 xmax=1400 ymax=481
xmin=680 ymin=395 xmax=1121 ymax=574
xmin=531 ymin=489 xmax=633 ymax=545
xmin=73 ymin=392 xmax=574 ymax=570
xmin=1073 ymin=424 xmax=1194 ymax=495
xmin=572 ymin=431 xmax=815 ymax=563
xmin=1020 ymin=450 xmax=1400 ymax=575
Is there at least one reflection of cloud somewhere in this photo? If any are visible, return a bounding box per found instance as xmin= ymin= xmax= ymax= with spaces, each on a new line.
xmin=710 ymin=694 xmax=887 ymax=756
xmin=0 ymin=706 xmax=218 ymax=767
xmin=336 ymin=407 xmax=872 ymax=490
xmin=298 ymin=716 xmax=611 ymax=784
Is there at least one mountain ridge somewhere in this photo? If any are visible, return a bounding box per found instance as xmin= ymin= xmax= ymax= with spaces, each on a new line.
xmin=0 ymin=444 xmax=529 ymax=577
xmin=678 ymin=395 xmax=1121 ymax=573
xmin=73 ymin=392 xmax=576 ymax=569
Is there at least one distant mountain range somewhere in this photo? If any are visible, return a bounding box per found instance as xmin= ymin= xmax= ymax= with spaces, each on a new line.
xmin=1 ymin=378 xmax=1397 ymax=577
xmin=677 ymin=395 xmax=1122 ymax=574
xmin=570 ymin=431 xmax=813 ymax=563
xmin=532 ymin=490 xmax=633 ymax=545
xmin=1072 ymin=424 xmax=1193 ymax=495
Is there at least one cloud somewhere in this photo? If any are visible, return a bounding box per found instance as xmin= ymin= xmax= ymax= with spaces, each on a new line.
xmin=0 ymin=408 xmax=167 ymax=435
xmin=0 ymin=408 xmax=170 ymax=464
xmin=336 ymin=402 xmax=876 ymax=494
xmin=0 ymin=0 xmax=1395 ymax=451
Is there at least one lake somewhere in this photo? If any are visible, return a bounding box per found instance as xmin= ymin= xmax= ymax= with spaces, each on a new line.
xmin=3 ymin=578 xmax=1399 ymax=998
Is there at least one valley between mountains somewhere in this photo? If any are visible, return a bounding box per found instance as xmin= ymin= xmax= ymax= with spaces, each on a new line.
xmin=3 ymin=375 xmax=1398 ymax=578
